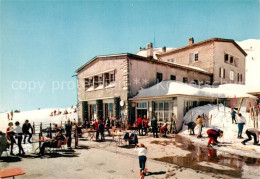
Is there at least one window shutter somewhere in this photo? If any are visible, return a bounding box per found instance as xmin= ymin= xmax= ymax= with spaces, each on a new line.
xmin=223 ymin=69 xmax=225 ymax=78
xmin=219 ymin=68 xmax=221 ymax=77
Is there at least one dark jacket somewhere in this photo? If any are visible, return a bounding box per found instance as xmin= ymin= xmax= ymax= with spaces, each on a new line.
xmin=22 ymin=123 xmax=33 ymax=134
xmin=65 ymin=123 xmax=72 ymax=134
xmin=98 ymin=123 xmax=105 ymax=132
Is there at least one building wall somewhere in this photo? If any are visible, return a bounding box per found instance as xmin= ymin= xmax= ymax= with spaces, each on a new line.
xmin=159 ymin=42 xmax=215 ymax=73
xmin=77 ymin=58 xmax=129 ymax=120
xmin=213 ymin=41 xmax=246 ymax=84
xmin=129 ymin=59 xmax=211 ymax=97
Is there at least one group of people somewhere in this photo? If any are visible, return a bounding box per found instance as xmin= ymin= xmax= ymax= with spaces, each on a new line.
xmin=5 ymin=120 xmax=33 ymax=156
xmin=184 ymin=110 xmax=260 ymax=147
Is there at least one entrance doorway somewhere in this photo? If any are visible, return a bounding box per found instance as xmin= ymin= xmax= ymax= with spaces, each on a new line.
xmin=137 ymin=109 xmax=147 ymax=119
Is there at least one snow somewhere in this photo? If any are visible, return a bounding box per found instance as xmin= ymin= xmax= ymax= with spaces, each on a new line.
xmin=179 ymin=104 xmax=260 ymax=158
xmin=134 ymin=81 xmax=256 ymax=99
xmin=0 ymin=107 xmax=78 ymax=133
xmin=136 ymin=47 xmax=175 ymax=60
xmin=237 ymin=39 xmax=260 ymax=87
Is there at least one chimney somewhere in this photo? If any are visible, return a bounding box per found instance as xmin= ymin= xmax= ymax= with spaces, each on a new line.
xmin=189 ymin=37 xmax=194 ymax=45
xmin=147 ymin=42 xmax=153 ymax=58
xmin=147 ymin=42 xmax=153 ymax=49
xmin=162 ymin=46 xmax=166 ymax=52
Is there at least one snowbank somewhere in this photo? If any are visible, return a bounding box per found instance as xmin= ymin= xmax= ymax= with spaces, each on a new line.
xmin=237 ymin=39 xmax=260 ymax=86
xmin=0 ymin=107 xmax=78 ymax=132
xmin=180 ymin=104 xmax=260 ymax=158
xmin=134 ymin=81 xmax=256 ymax=99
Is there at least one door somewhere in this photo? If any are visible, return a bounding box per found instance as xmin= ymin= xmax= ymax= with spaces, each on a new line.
xmin=137 ymin=109 xmax=147 ymax=119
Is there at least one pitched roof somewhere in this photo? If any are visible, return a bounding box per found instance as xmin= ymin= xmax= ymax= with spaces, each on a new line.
xmin=75 ymin=53 xmax=212 ymax=75
xmin=157 ymin=38 xmax=247 ymax=57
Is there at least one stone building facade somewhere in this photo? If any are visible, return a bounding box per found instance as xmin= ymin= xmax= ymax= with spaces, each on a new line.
xmin=157 ymin=38 xmax=247 ymax=85
xmin=76 ymin=38 xmax=247 ymax=131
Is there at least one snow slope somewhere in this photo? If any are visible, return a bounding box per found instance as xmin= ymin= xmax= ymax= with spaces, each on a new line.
xmin=0 ymin=107 xmax=78 ymax=132
xmin=237 ymin=39 xmax=260 ymax=87
xmin=180 ymin=104 xmax=260 ymax=158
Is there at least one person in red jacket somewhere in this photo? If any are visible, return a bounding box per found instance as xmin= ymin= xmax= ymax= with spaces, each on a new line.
xmin=207 ymin=128 xmax=223 ymax=147
xmin=143 ymin=115 xmax=149 ymax=136
xmin=136 ymin=115 xmax=143 ymax=136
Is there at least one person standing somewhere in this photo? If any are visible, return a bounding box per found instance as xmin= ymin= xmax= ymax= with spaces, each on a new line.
xmin=196 ymin=115 xmax=203 ymax=138
xmin=134 ymin=143 xmax=148 ymax=177
xmin=242 ymin=128 xmax=260 ymax=145
xmin=136 ymin=115 xmax=143 ymax=136
xmin=6 ymin=122 xmax=15 ymax=155
xmin=10 ymin=110 xmax=14 ymax=120
xmin=237 ymin=113 xmax=246 ymax=139
xmin=65 ymin=119 xmax=72 ymax=149
xmin=98 ymin=120 xmax=105 ymax=141
xmin=22 ymin=119 xmax=33 ymax=144
xmin=7 ymin=113 xmax=10 ymax=120
xmin=14 ymin=121 xmax=25 ymax=155
xmin=143 ymin=115 xmax=149 ymax=136
xmin=151 ymin=115 xmax=158 ymax=138
xmin=207 ymin=128 xmax=223 ymax=147
xmin=231 ymin=108 xmax=237 ymax=124
xmin=105 ymin=118 xmax=111 ymax=135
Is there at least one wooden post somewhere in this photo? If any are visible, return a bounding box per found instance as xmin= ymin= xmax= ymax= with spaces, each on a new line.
xmin=50 ymin=123 xmax=52 ymax=139
xmin=75 ymin=128 xmax=78 ymax=149
xmin=40 ymin=122 xmax=42 ymax=136
xmin=33 ymin=122 xmax=35 ymax=134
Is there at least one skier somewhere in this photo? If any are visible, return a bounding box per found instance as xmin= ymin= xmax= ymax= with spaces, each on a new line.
xmin=134 ymin=143 xmax=148 ymax=177
xmin=185 ymin=121 xmax=196 ymax=135
xmin=231 ymin=108 xmax=237 ymax=124
xmin=241 ymin=128 xmax=260 ymax=145
xmin=151 ymin=115 xmax=158 ymax=138
xmin=196 ymin=115 xmax=203 ymax=138
xmin=7 ymin=113 xmax=10 ymax=120
xmin=237 ymin=113 xmax=246 ymax=139
xmin=207 ymin=128 xmax=223 ymax=147
xmin=22 ymin=119 xmax=33 ymax=144
xmin=10 ymin=110 xmax=13 ymax=120
xmin=105 ymin=118 xmax=111 ymax=135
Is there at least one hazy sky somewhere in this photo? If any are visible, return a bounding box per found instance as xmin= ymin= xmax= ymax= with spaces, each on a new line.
xmin=0 ymin=0 xmax=259 ymax=112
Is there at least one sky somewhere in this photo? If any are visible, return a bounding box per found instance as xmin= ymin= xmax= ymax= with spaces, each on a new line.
xmin=0 ymin=0 xmax=259 ymax=112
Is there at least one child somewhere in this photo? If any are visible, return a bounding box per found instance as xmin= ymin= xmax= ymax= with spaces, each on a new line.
xmin=160 ymin=120 xmax=168 ymax=137
xmin=207 ymin=128 xmax=223 ymax=147
xmin=185 ymin=121 xmax=196 ymax=135
xmin=135 ymin=143 xmax=147 ymax=176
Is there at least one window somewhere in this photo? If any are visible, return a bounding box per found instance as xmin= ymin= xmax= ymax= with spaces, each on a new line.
xmin=193 ymin=79 xmax=198 ymax=85
xmin=89 ymin=77 xmax=94 ymax=87
xmin=137 ymin=102 xmax=147 ymax=109
xmin=94 ymin=76 xmax=99 ymax=87
xmin=194 ymin=53 xmax=199 ymax=61
xmin=110 ymin=72 xmax=115 ymax=82
xmin=183 ymin=77 xmax=188 ymax=83
xmin=154 ymin=101 xmax=172 ymax=122
xmin=230 ymin=71 xmax=234 ymax=81
xmin=104 ymin=73 xmax=110 ymax=85
xmin=84 ymin=78 xmax=90 ymax=90
xmin=156 ymin=73 xmax=163 ymax=83
xmin=237 ymin=73 xmax=240 ymax=82
xmin=189 ymin=53 xmax=199 ymax=62
xmin=230 ymin=56 xmax=234 ymax=64
xmin=170 ymin=75 xmax=176 ymax=81
xmin=99 ymin=75 xmax=103 ymax=85
xmin=168 ymin=59 xmax=175 ymax=63
xmin=219 ymin=68 xmax=225 ymax=78
xmin=240 ymin=74 xmax=243 ymax=82
xmin=224 ymin=54 xmax=229 ymax=62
